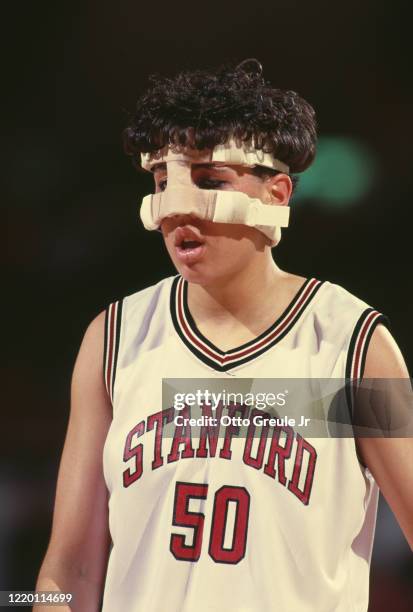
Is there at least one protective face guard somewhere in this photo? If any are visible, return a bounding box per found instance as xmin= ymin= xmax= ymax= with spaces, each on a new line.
xmin=139 ymin=141 xmax=291 ymax=247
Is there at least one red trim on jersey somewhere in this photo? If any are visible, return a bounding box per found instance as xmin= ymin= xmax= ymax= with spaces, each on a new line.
xmin=176 ymin=276 xmax=322 ymax=366
xmin=176 ymin=282 xmax=222 ymax=364
xmin=352 ymin=311 xmax=378 ymax=379
xmin=349 ymin=309 xmax=383 ymax=408
xmin=105 ymin=301 xmax=119 ymax=403
xmin=352 ymin=310 xmax=383 ymax=380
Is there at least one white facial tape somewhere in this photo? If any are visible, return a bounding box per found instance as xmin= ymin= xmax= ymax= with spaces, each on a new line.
xmin=140 ymin=186 xmax=289 ymax=246
xmin=139 ymin=146 xmax=291 ymax=247
xmin=141 ymin=139 xmax=290 ymax=174
xmin=167 ymin=159 xmax=194 ymax=187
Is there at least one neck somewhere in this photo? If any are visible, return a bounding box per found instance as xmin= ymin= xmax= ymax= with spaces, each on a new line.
xmin=187 ymin=252 xmax=284 ymax=321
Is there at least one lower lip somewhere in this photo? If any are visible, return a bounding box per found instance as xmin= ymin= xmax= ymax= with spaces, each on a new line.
xmin=175 ymin=244 xmax=206 ymax=264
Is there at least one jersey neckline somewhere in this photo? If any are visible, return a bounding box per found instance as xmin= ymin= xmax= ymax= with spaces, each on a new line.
xmin=170 ymin=275 xmax=323 ymax=372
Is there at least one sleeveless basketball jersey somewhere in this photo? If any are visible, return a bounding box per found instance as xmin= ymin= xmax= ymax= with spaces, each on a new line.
xmin=101 ymin=275 xmax=387 ymax=612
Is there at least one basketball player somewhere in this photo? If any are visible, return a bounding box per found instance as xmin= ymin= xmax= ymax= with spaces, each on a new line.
xmin=34 ymin=61 xmax=412 ymax=612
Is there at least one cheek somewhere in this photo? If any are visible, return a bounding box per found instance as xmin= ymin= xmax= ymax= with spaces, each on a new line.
xmin=206 ymin=224 xmax=265 ymax=259
xmin=159 ymin=224 xmax=176 ymax=260
xmin=160 ymin=219 xmax=175 ymax=241
xmin=207 ymin=221 xmax=258 ymax=241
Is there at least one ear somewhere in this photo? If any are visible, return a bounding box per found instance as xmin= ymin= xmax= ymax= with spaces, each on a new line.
xmin=266 ymin=173 xmax=293 ymax=206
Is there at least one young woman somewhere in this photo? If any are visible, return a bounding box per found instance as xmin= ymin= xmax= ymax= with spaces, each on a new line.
xmin=35 ymin=61 xmax=412 ymax=612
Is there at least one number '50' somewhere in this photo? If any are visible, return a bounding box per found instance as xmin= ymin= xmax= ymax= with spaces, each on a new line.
xmin=170 ymin=481 xmax=250 ymax=564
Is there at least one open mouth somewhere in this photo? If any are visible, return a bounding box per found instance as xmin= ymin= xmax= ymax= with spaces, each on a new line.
xmin=174 ymin=228 xmax=204 ymax=250
xmin=180 ymin=240 xmax=203 ymax=250
xmin=174 ymin=227 xmax=205 ymax=263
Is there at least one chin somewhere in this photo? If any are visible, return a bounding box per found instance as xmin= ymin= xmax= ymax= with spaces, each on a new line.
xmin=175 ymin=265 xmax=210 ymax=285
xmin=167 ymin=242 xmax=251 ymax=286
xmin=177 ymin=263 xmax=241 ymax=288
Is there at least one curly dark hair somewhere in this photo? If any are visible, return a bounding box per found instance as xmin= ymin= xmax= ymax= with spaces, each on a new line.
xmin=123 ymin=60 xmax=317 ymax=182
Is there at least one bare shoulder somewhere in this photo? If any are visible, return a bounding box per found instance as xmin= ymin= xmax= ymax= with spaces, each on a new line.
xmin=77 ymin=310 xmax=106 ymax=359
xmin=364 ymin=323 xmax=410 ymax=378
xmin=73 ymin=311 xmax=106 ymax=378
xmin=71 ymin=309 xmax=112 ymax=421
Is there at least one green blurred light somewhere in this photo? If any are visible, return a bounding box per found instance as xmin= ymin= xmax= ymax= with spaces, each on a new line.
xmin=294 ymin=137 xmax=376 ymax=208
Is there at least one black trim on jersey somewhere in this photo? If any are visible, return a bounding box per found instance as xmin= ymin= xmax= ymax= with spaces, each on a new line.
xmin=345 ymin=307 xmax=390 ymax=415
xmin=359 ymin=313 xmax=389 ymax=379
xmin=181 ymin=277 xmax=320 ymax=355
xmin=103 ymin=299 xmax=124 ymax=403
xmin=103 ymin=306 xmax=109 ymax=390
xmin=170 ymin=275 xmax=324 ymax=372
xmin=111 ymin=299 xmax=123 ymax=401
xmin=170 ymin=275 xmax=191 ymax=356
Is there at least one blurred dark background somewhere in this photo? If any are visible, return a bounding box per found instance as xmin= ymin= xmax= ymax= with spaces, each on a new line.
xmin=3 ymin=1 xmax=412 ymax=610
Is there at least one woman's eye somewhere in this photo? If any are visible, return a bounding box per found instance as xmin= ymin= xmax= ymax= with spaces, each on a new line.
xmin=157 ymin=178 xmax=225 ymax=191
xmin=197 ymin=179 xmax=226 ymax=190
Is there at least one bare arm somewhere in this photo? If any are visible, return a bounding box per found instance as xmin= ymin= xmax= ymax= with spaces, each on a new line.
xmin=356 ymin=324 xmax=413 ymax=550
xmin=34 ymin=311 xmax=112 ymax=611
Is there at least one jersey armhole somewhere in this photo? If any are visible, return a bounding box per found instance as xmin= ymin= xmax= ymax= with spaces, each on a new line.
xmin=345 ymin=307 xmax=390 ymax=468
xmin=103 ymin=299 xmax=123 ymax=405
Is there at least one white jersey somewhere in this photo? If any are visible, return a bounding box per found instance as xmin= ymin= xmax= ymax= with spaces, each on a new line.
xmin=101 ymin=275 xmax=387 ymax=612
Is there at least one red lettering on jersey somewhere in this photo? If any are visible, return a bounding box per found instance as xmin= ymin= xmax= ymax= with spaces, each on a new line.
xmin=123 ymin=420 xmax=145 ymax=487
xmin=147 ymin=407 xmax=174 ymax=470
xmin=208 ymin=485 xmax=250 ymax=564
xmin=263 ymin=425 xmax=294 ymax=485
xmin=196 ymin=402 xmax=224 ymax=458
xmin=243 ymin=409 xmax=270 ymax=469
xmin=121 ymin=407 xmax=318 ymax=505
xmin=170 ymin=482 xmax=208 ymax=561
xmin=287 ymin=434 xmax=317 ymax=505
xmin=219 ymin=405 xmax=248 ymax=460
xmin=167 ymin=405 xmax=195 ymax=463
